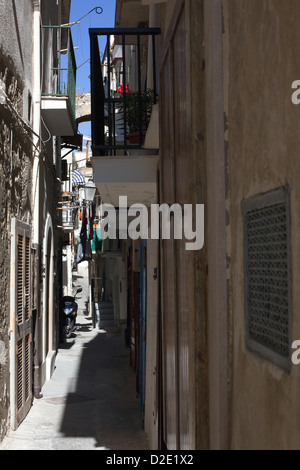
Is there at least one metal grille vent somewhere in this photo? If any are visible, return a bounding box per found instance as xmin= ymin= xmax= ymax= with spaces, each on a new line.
xmin=242 ymin=187 xmax=292 ymax=372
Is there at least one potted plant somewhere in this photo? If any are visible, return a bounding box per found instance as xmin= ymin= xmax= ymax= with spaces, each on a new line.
xmin=123 ymin=88 xmax=154 ymax=144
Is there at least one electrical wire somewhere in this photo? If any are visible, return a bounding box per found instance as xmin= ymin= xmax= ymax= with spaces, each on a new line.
xmin=77 ymin=58 xmax=90 ymax=69
xmin=67 ymin=7 xmax=104 ymax=90
xmin=1 ymin=92 xmax=41 ymax=152
xmin=41 ymin=116 xmax=52 ymax=144
xmin=0 ymin=89 xmax=56 ymax=176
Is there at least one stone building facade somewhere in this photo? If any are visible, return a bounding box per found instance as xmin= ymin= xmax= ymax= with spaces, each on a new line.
xmin=0 ymin=0 xmax=34 ymax=439
xmin=91 ymin=0 xmax=300 ymax=449
xmin=0 ymin=0 xmax=75 ymax=442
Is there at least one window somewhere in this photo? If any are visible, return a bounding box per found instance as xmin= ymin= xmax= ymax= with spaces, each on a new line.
xmin=242 ymin=186 xmax=292 ymax=372
xmin=27 ymin=91 xmax=32 ymax=124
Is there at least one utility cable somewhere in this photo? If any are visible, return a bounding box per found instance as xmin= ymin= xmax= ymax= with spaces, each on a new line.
xmin=0 ymin=88 xmax=56 ymax=176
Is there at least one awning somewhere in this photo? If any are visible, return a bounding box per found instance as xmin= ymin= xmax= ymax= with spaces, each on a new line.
xmin=72 ymin=169 xmax=86 ymax=187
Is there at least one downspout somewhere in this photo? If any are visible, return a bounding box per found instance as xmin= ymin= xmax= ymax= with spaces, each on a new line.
xmin=204 ymin=0 xmax=228 ymax=449
xmin=32 ymin=0 xmax=42 ymax=399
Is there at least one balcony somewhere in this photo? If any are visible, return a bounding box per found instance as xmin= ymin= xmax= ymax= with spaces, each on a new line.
xmin=61 ymin=208 xmax=74 ymax=232
xmin=58 ymin=191 xmax=78 ymax=233
xmin=89 ymin=28 xmax=160 ymax=207
xmin=41 ymin=26 xmax=76 ymax=136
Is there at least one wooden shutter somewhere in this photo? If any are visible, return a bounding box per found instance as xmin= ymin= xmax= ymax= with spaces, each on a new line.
xmin=10 ymin=218 xmax=33 ymax=430
xmin=160 ymin=43 xmax=179 ymax=449
xmin=159 ymin=0 xmax=195 ymax=450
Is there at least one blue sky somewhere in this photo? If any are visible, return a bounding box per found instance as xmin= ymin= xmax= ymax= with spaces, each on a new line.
xmin=69 ymin=1 xmax=116 ymax=137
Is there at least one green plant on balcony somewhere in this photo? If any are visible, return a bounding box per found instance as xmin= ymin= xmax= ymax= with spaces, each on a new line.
xmin=121 ymin=88 xmax=154 ymax=144
xmin=128 ymin=89 xmax=153 ymax=131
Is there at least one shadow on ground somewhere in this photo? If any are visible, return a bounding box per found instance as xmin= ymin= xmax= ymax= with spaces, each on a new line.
xmin=58 ymin=330 xmax=149 ymax=450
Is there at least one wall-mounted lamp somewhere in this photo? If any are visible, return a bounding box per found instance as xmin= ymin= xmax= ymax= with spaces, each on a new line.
xmin=83 ymin=181 xmax=96 ymax=203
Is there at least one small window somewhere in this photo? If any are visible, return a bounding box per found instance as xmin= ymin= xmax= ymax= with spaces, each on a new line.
xmin=27 ymin=91 xmax=32 ymax=124
xmin=242 ymin=186 xmax=292 ymax=372
xmin=23 ymin=89 xmax=32 ymax=124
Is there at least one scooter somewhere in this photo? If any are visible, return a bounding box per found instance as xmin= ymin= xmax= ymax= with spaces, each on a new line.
xmin=62 ymin=287 xmax=82 ymax=340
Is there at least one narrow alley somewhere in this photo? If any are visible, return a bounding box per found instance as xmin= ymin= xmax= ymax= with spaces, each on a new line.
xmin=4 ymin=0 xmax=300 ymax=452
xmin=0 ymin=277 xmax=149 ymax=451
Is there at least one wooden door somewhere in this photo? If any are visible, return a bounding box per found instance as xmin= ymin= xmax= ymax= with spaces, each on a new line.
xmin=159 ymin=0 xmax=195 ymax=450
xmin=10 ymin=218 xmax=33 ymax=430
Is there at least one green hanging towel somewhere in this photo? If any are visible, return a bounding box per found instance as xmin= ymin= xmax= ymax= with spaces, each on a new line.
xmin=91 ymin=227 xmax=102 ymax=252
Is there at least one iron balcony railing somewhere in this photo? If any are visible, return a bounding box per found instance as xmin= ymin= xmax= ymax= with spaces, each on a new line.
xmin=62 ymin=208 xmax=73 ymax=227
xmin=42 ymin=26 xmax=77 ymax=121
xmin=89 ymin=28 xmax=161 ymax=157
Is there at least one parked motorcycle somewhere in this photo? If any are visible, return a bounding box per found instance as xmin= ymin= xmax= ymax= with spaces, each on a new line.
xmin=62 ymin=288 xmax=82 ymax=340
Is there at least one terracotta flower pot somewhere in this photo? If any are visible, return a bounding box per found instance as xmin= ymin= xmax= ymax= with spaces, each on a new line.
xmin=127 ymin=131 xmax=146 ymax=145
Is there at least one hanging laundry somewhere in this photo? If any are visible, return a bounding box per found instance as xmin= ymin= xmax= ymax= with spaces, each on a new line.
xmin=76 ymin=207 xmax=92 ymax=264
xmin=91 ymin=225 xmax=102 ymax=252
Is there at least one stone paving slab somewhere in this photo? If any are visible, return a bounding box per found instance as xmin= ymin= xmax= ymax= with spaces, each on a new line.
xmin=0 ymin=315 xmax=149 ymax=451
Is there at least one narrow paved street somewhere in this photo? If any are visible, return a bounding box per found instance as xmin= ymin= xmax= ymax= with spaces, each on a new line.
xmin=0 ymin=307 xmax=149 ymax=450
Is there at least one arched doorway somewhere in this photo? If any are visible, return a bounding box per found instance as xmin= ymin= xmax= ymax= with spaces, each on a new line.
xmin=42 ymin=214 xmax=55 ymax=381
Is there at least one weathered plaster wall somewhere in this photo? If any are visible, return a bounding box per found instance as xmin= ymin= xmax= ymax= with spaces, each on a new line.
xmin=226 ymin=0 xmax=300 ymax=449
xmin=76 ymin=93 xmax=91 ymax=124
xmin=0 ymin=0 xmax=34 ymax=442
xmin=0 ymin=0 xmax=34 ymax=128
xmin=0 ymin=51 xmax=33 ymax=443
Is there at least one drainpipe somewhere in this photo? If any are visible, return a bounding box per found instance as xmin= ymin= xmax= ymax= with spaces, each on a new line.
xmin=32 ymin=0 xmax=42 ymax=399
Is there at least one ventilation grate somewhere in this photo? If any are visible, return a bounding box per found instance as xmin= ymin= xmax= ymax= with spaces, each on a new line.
xmin=242 ymin=187 xmax=292 ymax=371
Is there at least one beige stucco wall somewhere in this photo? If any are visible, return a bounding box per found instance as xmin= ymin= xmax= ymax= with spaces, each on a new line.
xmin=225 ymin=0 xmax=300 ymax=449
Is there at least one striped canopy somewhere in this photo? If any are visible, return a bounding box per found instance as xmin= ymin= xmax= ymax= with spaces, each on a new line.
xmin=72 ymin=170 xmax=86 ymax=187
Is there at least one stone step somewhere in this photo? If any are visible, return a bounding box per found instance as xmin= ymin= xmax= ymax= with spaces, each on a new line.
xmin=99 ymin=313 xmax=114 ymax=321
xmin=95 ymin=302 xmax=114 ymax=329
xmin=99 ymin=320 xmax=115 ymax=329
